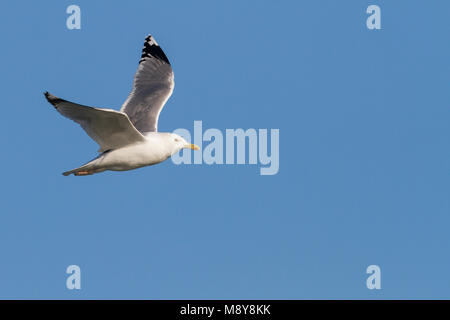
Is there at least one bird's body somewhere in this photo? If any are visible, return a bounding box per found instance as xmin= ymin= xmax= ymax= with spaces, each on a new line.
xmin=63 ymin=133 xmax=187 ymax=176
xmin=45 ymin=34 xmax=199 ymax=176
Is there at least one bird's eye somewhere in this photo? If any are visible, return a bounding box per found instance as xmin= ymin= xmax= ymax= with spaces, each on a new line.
xmin=174 ymin=138 xmax=180 ymax=142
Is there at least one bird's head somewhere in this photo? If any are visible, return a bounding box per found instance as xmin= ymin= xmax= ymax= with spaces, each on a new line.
xmin=169 ymin=133 xmax=200 ymax=154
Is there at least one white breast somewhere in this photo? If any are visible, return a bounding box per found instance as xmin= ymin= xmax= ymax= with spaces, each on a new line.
xmin=98 ymin=134 xmax=173 ymax=171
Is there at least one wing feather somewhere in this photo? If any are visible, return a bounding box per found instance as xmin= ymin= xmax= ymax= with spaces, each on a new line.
xmin=120 ymin=34 xmax=174 ymax=133
xmin=44 ymin=92 xmax=146 ymax=152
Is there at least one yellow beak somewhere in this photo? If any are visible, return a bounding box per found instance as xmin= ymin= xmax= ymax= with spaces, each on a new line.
xmin=185 ymin=144 xmax=200 ymax=150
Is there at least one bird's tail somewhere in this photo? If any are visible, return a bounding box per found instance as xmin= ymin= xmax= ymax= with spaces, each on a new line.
xmin=62 ymin=156 xmax=105 ymax=176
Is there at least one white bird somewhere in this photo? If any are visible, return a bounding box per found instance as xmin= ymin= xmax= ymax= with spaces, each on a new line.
xmin=45 ymin=34 xmax=199 ymax=176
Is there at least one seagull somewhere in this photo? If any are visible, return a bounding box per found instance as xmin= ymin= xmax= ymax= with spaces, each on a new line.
xmin=44 ymin=34 xmax=199 ymax=176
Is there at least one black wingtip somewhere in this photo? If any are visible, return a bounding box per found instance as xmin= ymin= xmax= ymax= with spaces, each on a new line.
xmin=139 ymin=33 xmax=170 ymax=65
xmin=44 ymin=91 xmax=63 ymax=108
xmin=44 ymin=91 xmax=52 ymax=103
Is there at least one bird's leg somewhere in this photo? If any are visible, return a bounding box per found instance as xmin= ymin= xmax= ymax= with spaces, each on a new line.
xmin=74 ymin=171 xmax=93 ymax=176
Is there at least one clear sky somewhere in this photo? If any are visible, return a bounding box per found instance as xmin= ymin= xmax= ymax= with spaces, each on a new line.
xmin=0 ymin=0 xmax=449 ymax=299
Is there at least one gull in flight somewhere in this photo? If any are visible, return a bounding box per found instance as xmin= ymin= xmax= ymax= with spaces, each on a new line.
xmin=44 ymin=34 xmax=199 ymax=176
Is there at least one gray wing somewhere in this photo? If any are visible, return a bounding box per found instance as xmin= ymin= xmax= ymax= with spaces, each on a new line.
xmin=120 ymin=34 xmax=174 ymax=133
xmin=45 ymin=92 xmax=146 ymax=152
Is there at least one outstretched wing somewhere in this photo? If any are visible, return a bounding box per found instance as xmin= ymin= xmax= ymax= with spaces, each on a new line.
xmin=44 ymin=92 xmax=146 ymax=152
xmin=120 ymin=34 xmax=174 ymax=133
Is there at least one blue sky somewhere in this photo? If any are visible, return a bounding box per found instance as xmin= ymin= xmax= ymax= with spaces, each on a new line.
xmin=0 ymin=0 xmax=449 ymax=299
